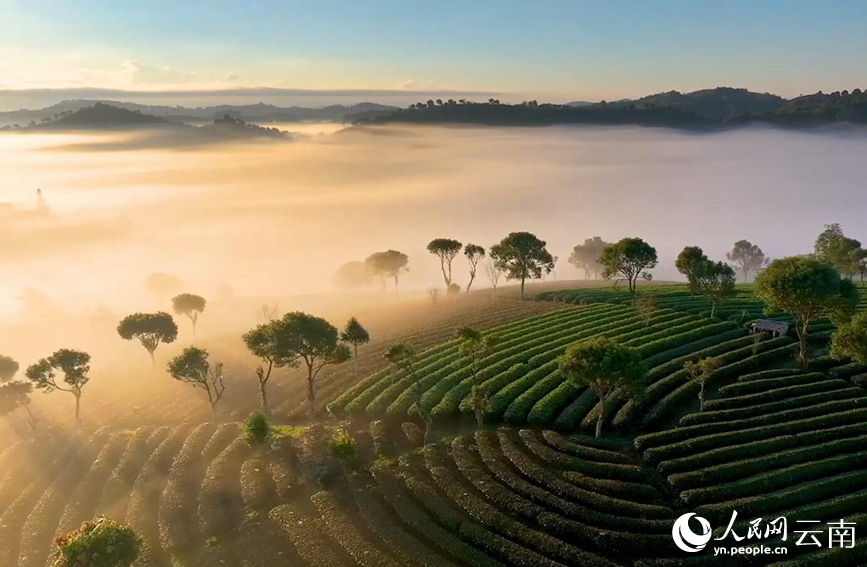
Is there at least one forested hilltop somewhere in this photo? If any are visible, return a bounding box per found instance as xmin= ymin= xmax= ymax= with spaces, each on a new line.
xmin=357 ymin=87 xmax=867 ymax=129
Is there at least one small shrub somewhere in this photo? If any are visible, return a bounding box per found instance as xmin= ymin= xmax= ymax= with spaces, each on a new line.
xmin=244 ymin=411 xmax=270 ymax=444
xmin=53 ymin=516 xmax=141 ymax=567
xmin=328 ymin=427 xmax=358 ymax=464
xmin=402 ymin=422 xmax=423 ymax=447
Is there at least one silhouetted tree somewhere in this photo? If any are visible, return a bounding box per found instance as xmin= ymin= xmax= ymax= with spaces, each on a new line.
xmin=559 ymin=338 xmax=646 ymax=438
xmin=172 ymin=293 xmax=206 ymax=337
xmin=727 ymin=240 xmax=769 ymax=283
xmin=463 ymin=244 xmax=485 ymax=293
xmin=692 ymin=260 xmax=737 ymax=318
xmin=341 ymin=317 xmax=370 ymax=375
xmin=333 ymin=261 xmax=373 ymax=289
xmin=490 ymin=232 xmax=554 ymax=299
xmin=272 ymin=312 xmax=351 ymax=418
xmin=25 ymin=349 xmax=91 ymax=423
xmin=427 ymin=286 xmax=440 ymax=304
xmin=814 ymin=223 xmax=863 ymax=279
xmin=167 ymin=347 xmax=226 ymax=417
xmin=427 ymin=239 xmax=463 ymax=287
xmin=117 ymin=312 xmax=179 ymax=364
xmin=599 ymin=237 xmax=658 ymax=298
xmin=675 ymin=246 xmax=709 ymax=293
xmin=145 ymin=272 xmax=182 ymax=303
xmin=384 ymin=342 xmax=433 ymax=443
xmin=456 ymin=327 xmax=498 ymax=428
xmin=243 ymin=319 xmax=296 ymax=415
xmin=365 ymin=250 xmax=409 ymax=291
xmin=0 ymin=355 xmax=19 ymax=382
xmin=756 ymin=257 xmax=857 ymax=367
xmin=0 ymin=380 xmax=36 ymax=429
xmin=569 ymin=237 xmax=610 ymax=279
xmin=484 ymin=261 xmax=503 ymax=297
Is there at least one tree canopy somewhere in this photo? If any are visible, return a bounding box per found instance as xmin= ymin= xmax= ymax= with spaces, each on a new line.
xmin=171 ymin=293 xmax=206 ymax=336
xmin=831 ymin=310 xmax=867 ymax=365
xmin=25 ymin=349 xmax=91 ymax=422
xmin=727 ymin=240 xmax=769 ymax=282
xmin=568 ymin=237 xmax=611 ymax=279
xmin=489 ymin=232 xmax=554 ymax=299
xmin=814 ymin=223 xmax=864 ymax=279
xmin=333 ymin=261 xmax=373 ymax=289
xmin=117 ymin=312 xmax=178 ymax=362
xmin=675 ymin=246 xmax=708 ymax=292
xmin=427 ymin=238 xmax=463 ymax=287
xmin=0 ymin=355 xmax=19 ymax=382
xmin=464 ymin=243 xmax=485 ymax=293
xmin=243 ymin=319 xmax=299 ymax=414
xmin=365 ymin=250 xmax=409 ymax=291
xmin=52 ymin=516 xmax=141 ymax=567
xmin=599 ymin=237 xmax=658 ymax=295
xmin=167 ymin=346 xmax=226 ymax=416
xmin=756 ymin=256 xmax=858 ymax=367
xmin=341 ymin=317 xmax=370 ymax=374
xmin=558 ymin=338 xmax=646 ymax=438
xmin=692 ymin=260 xmax=737 ymax=318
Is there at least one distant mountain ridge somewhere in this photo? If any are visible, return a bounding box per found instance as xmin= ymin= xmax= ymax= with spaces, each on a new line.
xmin=358 ymin=86 xmax=867 ymax=128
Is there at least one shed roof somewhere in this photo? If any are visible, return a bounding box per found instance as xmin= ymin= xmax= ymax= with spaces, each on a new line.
xmin=752 ymin=320 xmax=790 ymax=332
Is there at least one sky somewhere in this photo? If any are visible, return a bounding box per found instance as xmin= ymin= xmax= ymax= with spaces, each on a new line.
xmin=2 ymin=0 xmax=867 ymax=105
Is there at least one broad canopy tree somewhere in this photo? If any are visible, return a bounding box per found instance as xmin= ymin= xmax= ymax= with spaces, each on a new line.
xmin=427 ymin=238 xmax=463 ymax=287
xmin=117 ymin=312 xmax=178 ymax=364
xmin=333 ymin=261 xmax=373 ymax=289
xmin=558 ymin=338 xmax=646 ymax=438
xmin=727 ymin=240 xmax=769 ymax=282
xmin=464 ymin=244 xmax=486 ymax=293
xmin=456 ymin=326 xmax=498 ymax=427
xmin=675 ymin=246 xmax=708 ymax=293
xmin=599 ymin=237 xmax=658 ymax=297
xmin=568 ymin=237 xmax=611 ymax=279
xmin=25 ymin=349 xmax=91 ymax=423
xmin=814 ymin=223 xmax=864 ymax=280
xmin=365 ymin=250 xmax=410 ymax=291
xmin=0 ymin=355 xmax=36 ymax=428
xmin=340 ymin=317 xmax=370 ymax=375
xmin=0 ymin=355 xmax=19 ymax=381
xmin=755 ymin=257 xmax=858 ymax=367
xmin=167 ymin=346 xmax=226 ymax=417
xmin=692 ymin=260 xmax=737 ymax=318
xmin=831 ymin=310 xmax=867 ymax=365
xmin=489 ymin=232 xmax=554 ymax=300
xmin=171 ymin=293 xmax=206 ymax=337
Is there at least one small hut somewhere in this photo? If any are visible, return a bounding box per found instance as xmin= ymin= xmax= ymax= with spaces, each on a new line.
xmin=750 ymin=320 xmax=791 ymax=338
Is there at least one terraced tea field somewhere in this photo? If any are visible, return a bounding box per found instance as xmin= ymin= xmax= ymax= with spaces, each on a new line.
xmin=2 ymin=283 xmax=866 ymax=566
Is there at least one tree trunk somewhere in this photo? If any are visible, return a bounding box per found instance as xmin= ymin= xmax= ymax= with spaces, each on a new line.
xmin=466 ymin=273 xmax=475 ymax=293
xmin=23 ymin=404 xmax=37 ymax=430
xmin=698 ymin=382 xmax=705 ymax=412
xmin=595 ymin=396 xmax=607 ymax=439
xmin=354 ymin=345 xmax=359 ymax=375
xmin=307 ymin=366 xmax=317 ymax=419
xmin=423 ymin=420 xmax=432 ymax=445
xmin=710 ymin=300 xmax=716 ymax=319
xmin=520 ymin=278 xmax=525 ymax=300
xmin=210 ymin=402 xmax=218 ymax=418
xmin=74 ymin=394 xmax=81 ymax=424
xmin=797 ymin=321 xmax=809 ymax=369
xmin=259 ymin=382 xmax=270 ymax=416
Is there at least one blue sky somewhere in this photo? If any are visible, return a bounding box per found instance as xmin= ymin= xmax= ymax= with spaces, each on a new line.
xmin=2 ymin=0 xmax=867 ymax=101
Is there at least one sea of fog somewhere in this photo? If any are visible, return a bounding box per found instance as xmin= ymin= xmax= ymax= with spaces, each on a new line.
xmin=1 ymin=122 xmax=866 ymax=360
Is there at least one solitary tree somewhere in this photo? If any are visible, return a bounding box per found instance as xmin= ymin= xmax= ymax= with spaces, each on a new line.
xmin=0 ymin=355 xmax=19 ymax=381
xmin=117 ymin=312 xmax=178 ymax=364
xmin=365 ymin=250 xmax=410 ymax=291
xmin=427 ymin=239 xmax=463 ymax=287
xmin=427 ymin=286 xmax=440 ymax=304
xmin=333 ymin=261 xmax=373 ymax=289
xmin=25 ymin=349 xmax=91 ymax=423
xmin=464 ymin=244 xmax=485 ymax=293
xmin=814 ymin=223 xmax=863 ymax=279
xmin=0 ymin=381 xmax=36 ymax=429
xmin=727 ymin=240 xmax=769 ymax=282
xmin=456 ymin=327 xmax=498 ymax=428
xmin=243 ymin=319 xmax=297 ymax=415
xmin=692 ymin=260 xmax=737 ymax=318
xmin=384 ymin=342 xmax=433 ymax=443
xmin=171 ymin=293 xmax=206 ymax=337
xmin=634 ymin=294 xmax=658 ymax=327
xmin=684 ymin=357 xmax=722 ymax=411
xmin=341 ymin=317 xmax=370 ymax=375
xmin=52 ymin=517 xmax=141 ymax=567
xmin=167 ymin=347 xmax=226 ymax=417
xmin=273 ymin=312 xmax=351 ymax=418
xmin=568 ymin=237 xmax=611 ymax=279
xmin=558 ymin=338 xmax=646 ymax=438
xmin=599 ymin=237 xmax=658 ymax=298
xmin=145 ymin=272 xmax=182 ymax=304
xmin=675 ymin=246 xmax=709 ymax=293
xmin=484 ymin=261 xmax=503 ymax=298
xmin=830 ymin=310 xmax=867 ymax=364
xmin=755 ymin=257 xmax=858 ymax=367
xmin=489 ymin=232 xmax=555 ymax=300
